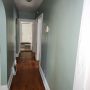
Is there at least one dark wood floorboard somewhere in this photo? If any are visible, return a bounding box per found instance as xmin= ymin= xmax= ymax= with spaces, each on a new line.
xmin=10 ymin=51 xmax=45 ymax=90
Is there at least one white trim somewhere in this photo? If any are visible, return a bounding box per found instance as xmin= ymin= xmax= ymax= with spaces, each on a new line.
xmin=19 ymin=19 xmax=34 ymax=50
xmin=36 ymin=13 xmax=43 ymax=62
xmin=19 ymin=20 xmax=21 ymax=57
xmin=0 ymin=85 xmax=8 ymax=90
xmin=0 ymin=60 xmax=16 ymax=90
xmin=16 ymin=53 xmax=19 ymax=58
xmin=12 ymin=60 xmax=16 ymax=76
xmin=73 ymin=0 xmax=90 ymax=90
xmin=0 ymin=53 xmax=1 ymax=85
xmin=16 ymin=50 xmax=20 ymax=57
xmin=7 ymin=59 xmax=17 ymax=90
xmin=7 ymin=68 xmax=13 ymax=90
xmin=39 ymin=65 xmax=50 ymax=90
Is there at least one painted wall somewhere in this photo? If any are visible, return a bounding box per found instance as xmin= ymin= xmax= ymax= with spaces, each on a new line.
xmin=19 ymin=11 xmax=35 ymax=19
xmin=16 ymin=19 xmax=20 ymax=54
xmin=13 ymin=8 xmax=18 ymax=62
xmin=0 ymin=0 xmax=7 ymax=85
xmin=2 ymin=0 xmax=18 ymax=85
xmin=32 ymin=20 xmax=38 ymax=54
xmin=36 ymin=0 xmax=84 ymax=89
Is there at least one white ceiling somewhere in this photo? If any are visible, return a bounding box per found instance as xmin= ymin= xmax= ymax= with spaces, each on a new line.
xmin=15 ymin=0 xmax=43 ymax=12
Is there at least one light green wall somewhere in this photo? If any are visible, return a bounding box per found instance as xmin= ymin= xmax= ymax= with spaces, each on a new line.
xmin=36 ymin=0 xmax=84 ymax=89
xmin=53 ymin=1 xmax=83 ymax=89
xmin=13 ymin=8 xmax=18 ymax=61
xmin=16 ymin=20 xmax=20 ymax=54
xmin=2 ymin=0 xmax=17 ymax=85
xmin=19 ymin=11 xmax=35 ymax=19
xmin=0 ymin=0 xmax=7 ymax=85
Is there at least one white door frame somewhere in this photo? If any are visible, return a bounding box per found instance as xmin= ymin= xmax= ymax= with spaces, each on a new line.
xmin=36 ymin=13 xmax=43 ymax=62
xmin=73 ymin=0 xmax=90 ymax=90
xmin=18 ymin=19 xmax=34 ymax=51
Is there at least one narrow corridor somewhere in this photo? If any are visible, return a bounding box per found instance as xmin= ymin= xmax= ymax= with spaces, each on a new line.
xmin=1 ymin=0 xmax=87 ymax=89
xmin=10 ymin=51 xmax=45 ymax=90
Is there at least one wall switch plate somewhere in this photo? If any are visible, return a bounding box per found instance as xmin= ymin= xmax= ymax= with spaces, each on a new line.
xmin=46 ymin=26 xmax=49 ymax=33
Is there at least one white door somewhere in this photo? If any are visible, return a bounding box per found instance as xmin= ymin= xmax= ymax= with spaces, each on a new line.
xmin=36 ymin=14 xmax=43 ymax=62
xmin=21 ymin=22 xmax=33 ymax=49
xmin=21 ymin=23 xmax=32 ymax=43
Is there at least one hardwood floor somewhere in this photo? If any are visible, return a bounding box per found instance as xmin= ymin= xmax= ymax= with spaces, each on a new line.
xmin=10 ymin=51 xmax=45 ymax=90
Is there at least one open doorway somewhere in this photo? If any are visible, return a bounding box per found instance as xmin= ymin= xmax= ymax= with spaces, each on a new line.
xmin=18 ymin=14 xmax=43 ymax=62
xmin=19 ymin=19 xmax=33 ymax=52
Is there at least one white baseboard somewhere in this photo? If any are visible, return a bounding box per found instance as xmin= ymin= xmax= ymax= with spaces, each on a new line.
xmin=8 ymin=59 xmax=17 ymax=90
xmin=16 ymin=52 xmax=19 ymax=57
xmin=0 ymin=59 xmax=16 ymax=90
xmin=39 ymin=65 xmax=50 ymax=90
xmin=14 ymin=59 xmax=17 ymax=66
xmin=12 ymin=59 xmax=16 ymax=76
xmin=7 ymin=68 xmax=14 ymax=90
xmin=0 ymin=85 xmax=8 ymax=90
xmin=16 ymin=50 xmax=20 ymax=57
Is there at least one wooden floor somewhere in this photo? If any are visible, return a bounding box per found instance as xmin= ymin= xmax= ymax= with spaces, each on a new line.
xmin=10 ymin=51 xmax=45 ymax=90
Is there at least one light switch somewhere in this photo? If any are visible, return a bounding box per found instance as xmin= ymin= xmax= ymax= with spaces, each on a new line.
xmin=46 ymin=26 xmax=49 ymax=33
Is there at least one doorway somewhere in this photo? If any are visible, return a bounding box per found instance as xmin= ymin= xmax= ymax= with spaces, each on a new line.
xmin=19 ymin=19 xmax=33 ymax=51
xmin=18 ymin=14 xmax=43 ymax=62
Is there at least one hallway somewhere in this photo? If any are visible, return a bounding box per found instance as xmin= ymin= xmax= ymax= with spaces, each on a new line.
xmin=10 ymin=51 xmax=45 ymax=90
xmin=0 ymin=0 xmax=88 ymax=89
